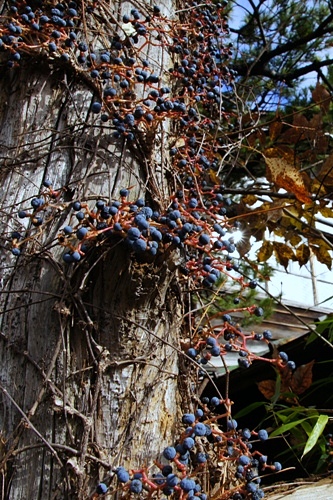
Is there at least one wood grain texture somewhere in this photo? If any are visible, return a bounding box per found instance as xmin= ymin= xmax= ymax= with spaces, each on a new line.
xmin=0 ymin=0 xmax=183 ymax=497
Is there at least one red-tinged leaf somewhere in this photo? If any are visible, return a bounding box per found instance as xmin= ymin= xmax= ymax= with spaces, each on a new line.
xmin=290 ymin=360 xmax=315 ymax=395
xmin=264 ymin=151 xmax=311 ymax=204
xmin=257 ymin=379 xmax=276 ymax=400
xmin=296 ymin=243 xmax=310 ymax=267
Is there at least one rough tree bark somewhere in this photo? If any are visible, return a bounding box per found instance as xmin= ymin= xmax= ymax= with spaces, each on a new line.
xmin=0 ymin=0 xmax=186 ymax=498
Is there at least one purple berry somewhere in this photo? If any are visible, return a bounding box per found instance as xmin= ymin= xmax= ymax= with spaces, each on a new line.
xmin=183 ymin=437 xmax=195 ymax=450
xmin=96 ymin=483 xmax=108 ymax=494
xmin=163 ymin=446 xmax=177 ymax=460
xmin=72 ymin=201 xmax=81 ymax=211
xmin=76 ymin=227 xmax=88 ymax=240
xmin=242 ymin=428 xmax=252 ymax=440
xmin=63 ymin=225 xmax=73 ymax=234
xmin=199 ymin=233 xmax=210 ymax=245
xmin=211 ymin=346 xmax=221 ymax=357
xmin=279 ymin=351 xmax=288 ymax=362
xmin=238 ymin=455 xmax=251 ymax=466
xmin=180 ymin=478 xmax=196 ymax=492
xmin=196 ymin=452 xmax=207 ymax=463
xmin=92 ymin=102 xmax=102 ymax=113
xmin=182 ymin=413 xmax=195 ymax=425
xmin=117 ymin=467 xmax=129 ymax=483
xmin=263 ymin=330 xmax=272 ymax=340
xmin=72 ymin=251 xmax=81 ymax=261
xmin=227 ymin=419 xmax=238 ymax=430
xmin=258 ymin=429 xmax=269 ymax=441
xmin=193 ymin=423 xmax=206 ymax=436
xmin=287 ymin=360 xmax=296 ymax=370
xmin=186 ymin=348 xmax=198 ymax=358
xmin=133 ymin=238 xmax=147 ymax=253
xmin=166 ymin=474 xmax=179 ymax=487
xmin=127 ymin=227 xmax=141 ymax=240
xmin=130 ymin=479 xmax=143 ymax=493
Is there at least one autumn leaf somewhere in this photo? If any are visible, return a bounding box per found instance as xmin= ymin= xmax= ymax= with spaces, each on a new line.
xmin=209 ymin=169 xmax=221 ymax=185
xmin=288 ymin=233 xmax=302 ymax=247
xmin=264 ymin=149 xmax=311 ymax=204
xmin=272 ymin=241 xmax=296 ymax=269
xmin=257 ymin=379 xmax=276 ymax=400
xmin=236 ymin=237 xmax=252 ymax=258
xmin=312 ymin=82 xmax=331 ymax=113
xmin=258 ymin=361 xmax=315 ymax=402
xmin=269 ymin=118 xmax=283 ymax=142
xmin=290 ymin=360 xmax=315 ymax=395
xmin=310 ymin=244 xmax=332 ymax=270
xmin=257 ymin=240 xmax=273 ymax=262
xmin=319 ymin=205 xmax=333 ymax=218
xmin=317 ymin=152 xmax=333 ymax=188
xmin=243 ymin=194 xmax=258 ymax=206
xmin=296 ymin=243 xmax=310 ymax=267
xmin=281 ymin=114 xmax=308 ymax=144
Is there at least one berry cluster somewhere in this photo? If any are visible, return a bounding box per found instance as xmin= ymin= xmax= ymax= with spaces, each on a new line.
xmin=185 ymin=314 xmax=297 ymax=372
xmin=92 ymin=406 xmax=281 ymax=499
xmin=9 ymin=180 xmax=247 ymax=290
xmin=1 ymin=0 xmax=232 ymax=146
xmin=4 ymin=0 xmax=247 ymax=292
xmin=1 ymin=1 xmax=287 ymax=498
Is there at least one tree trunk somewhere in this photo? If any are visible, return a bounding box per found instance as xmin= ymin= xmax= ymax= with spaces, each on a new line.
xmin=0 ymin=1 xmax=185 ymax=497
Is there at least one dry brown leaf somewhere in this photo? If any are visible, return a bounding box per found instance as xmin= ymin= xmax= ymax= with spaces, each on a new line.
xmin=269 ymin=119 xmax=283 ymax=142
xmin=272 ymin=241 xmax=296 ymax=269
xmin=257 ymin=379 xmax=276 ymax=400
xmin=317 ymin=152 xmax=333 ymax=188
xmin=264 ymin=150 xmax=311 ymax=204
xmin=290 ymin=360 xmax=315 ymax=395
xmin=257 ymin=240 xmax=273 ymax=262
xmin=296 ymin=243 xmax=310 ymax=267
xmin=312 ymin=82 xmax=331 ymax=113
xmin=208 ymin=169 xmax=221 ymax=185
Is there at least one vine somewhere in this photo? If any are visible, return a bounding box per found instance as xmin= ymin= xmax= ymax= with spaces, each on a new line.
xmin=0 ymin=0 xmax=332 ymax=499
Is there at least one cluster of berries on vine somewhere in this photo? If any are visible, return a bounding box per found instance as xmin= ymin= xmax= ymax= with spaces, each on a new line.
xmin=92 ymin=405 xmax=282 ymax=499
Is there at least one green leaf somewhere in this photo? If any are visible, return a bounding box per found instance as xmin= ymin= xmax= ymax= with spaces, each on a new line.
xmin=270 ymin=418 xmax=309 ymax=437
xmin=302 ymin=414 xmax=329 ymax=458
xmin=234 ymin=401 xmax=267 ymax=419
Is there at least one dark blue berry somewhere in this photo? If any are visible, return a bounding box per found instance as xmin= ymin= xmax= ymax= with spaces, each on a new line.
xmin=163 ymin=446 xmax=177 ymax=460
xmin=96 ymin=483 xmax=108 ymax=494
xmin=117 ymin=467 xmax=129 ymax=483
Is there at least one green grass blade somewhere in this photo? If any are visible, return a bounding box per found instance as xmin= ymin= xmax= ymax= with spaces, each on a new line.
xmin=302 ymin=414 xmax=329 ymax=458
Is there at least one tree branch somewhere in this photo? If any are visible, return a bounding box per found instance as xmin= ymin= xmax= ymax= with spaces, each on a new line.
xmin=233 ymin=58 xmax=333 ymax=85
xmin=231 ymin=7 xmax=333 ymax=82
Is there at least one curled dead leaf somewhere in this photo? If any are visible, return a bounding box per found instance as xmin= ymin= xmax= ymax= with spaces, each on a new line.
xmin=264 ymin=152 xmax=311 ymax=204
